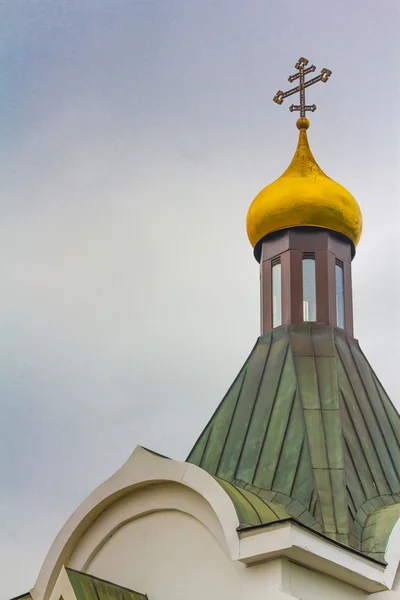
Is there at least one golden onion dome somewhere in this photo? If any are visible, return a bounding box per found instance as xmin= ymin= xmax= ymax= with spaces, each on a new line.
xmin=246 ymin=118 xmax=362 ymax=250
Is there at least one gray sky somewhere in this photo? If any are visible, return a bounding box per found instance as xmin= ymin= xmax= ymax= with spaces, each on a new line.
xmin=1 ymin=1 xmax=399 ymax=597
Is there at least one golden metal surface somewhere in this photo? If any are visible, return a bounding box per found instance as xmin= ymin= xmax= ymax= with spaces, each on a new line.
xmin=246 ymin=118 xmax=363 ymax=248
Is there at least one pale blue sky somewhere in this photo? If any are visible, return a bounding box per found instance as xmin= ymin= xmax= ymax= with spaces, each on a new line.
xmin=1 ymin=1 xmax=399 ymax=597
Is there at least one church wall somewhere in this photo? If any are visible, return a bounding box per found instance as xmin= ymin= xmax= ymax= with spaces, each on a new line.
xmin=85 ymin=520 xmax=373 ymax=600
xmin=287 ymin=561 xmax=366 ymax=600
xmin=67 ymin=482 xmax=245 ymax=600
xmin=67 ymin=482 xmax=232 ymax=570
xmin=63 ymin=481 xmax=381 ymax=600
xmin=85 ymin=510 xmax=243 ymax=600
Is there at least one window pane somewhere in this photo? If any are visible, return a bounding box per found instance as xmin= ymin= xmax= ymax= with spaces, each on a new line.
xmin=336 ymin=263 xmax=345 ymax=329
xmin=303 ymin=258 xmax=316 ymax=321
xmin=272 ymin=263 xmax=282 ymax=328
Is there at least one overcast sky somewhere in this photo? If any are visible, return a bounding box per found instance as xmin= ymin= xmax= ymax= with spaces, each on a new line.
xmin=1 ymin=1 xmax=399 ymax=597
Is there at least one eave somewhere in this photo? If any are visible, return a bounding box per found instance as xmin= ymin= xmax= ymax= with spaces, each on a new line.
xmin=238 ymin=520 xmax=388 ymax=593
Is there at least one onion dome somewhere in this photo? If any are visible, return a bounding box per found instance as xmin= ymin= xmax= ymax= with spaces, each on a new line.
xmin=246 ymin=118 xmax=362 ymax=251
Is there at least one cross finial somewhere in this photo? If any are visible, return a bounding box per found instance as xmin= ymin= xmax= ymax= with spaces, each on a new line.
xmin=273 ymin=57 xmax=332 ymax=118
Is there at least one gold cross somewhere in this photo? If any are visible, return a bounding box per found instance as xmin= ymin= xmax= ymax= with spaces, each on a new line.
xmin=273 ymin=57 xmax=332 ymax=118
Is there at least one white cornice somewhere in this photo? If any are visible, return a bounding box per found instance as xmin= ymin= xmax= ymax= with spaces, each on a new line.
xmin=238 ymin=521 xmax=389 ymax=593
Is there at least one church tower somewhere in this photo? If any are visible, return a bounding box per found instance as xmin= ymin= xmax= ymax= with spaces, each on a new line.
xmin=187 ymin=58 xmax=400 ymax=563
xmin=25 ymin=59 xmax=400 ymax=600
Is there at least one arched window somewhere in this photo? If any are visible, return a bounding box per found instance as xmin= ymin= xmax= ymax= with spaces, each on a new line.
xmin=302 ymin=253 xmax=316 ymax=321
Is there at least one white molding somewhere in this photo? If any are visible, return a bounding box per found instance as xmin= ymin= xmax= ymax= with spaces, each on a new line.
xmin=67 ymin=484 xmax=232 ymax=572
xmin=239 ymin=522 xmax=389 ymax=593
xmin=381 ymin=517 xmax=400 ymax=590
xmin=30 ymin=446 xmax=400 ymax=599
xmin=31 ymin=447 xmax=240 ymax=600
xmin=48 ymin=567 xmax=76 ymax=600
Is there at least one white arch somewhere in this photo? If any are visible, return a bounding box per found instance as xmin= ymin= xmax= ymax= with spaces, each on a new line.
xmin=31 ymin=447 xmax=240 ymax=600
xmin=381 ymin=517 xmax=400 ymax=592
xmin=68 ymin=483 xmax=234 ymax=572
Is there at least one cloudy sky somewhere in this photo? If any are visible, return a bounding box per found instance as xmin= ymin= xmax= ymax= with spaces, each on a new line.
xmin=1 ymin=0 xmax=399 ymax=597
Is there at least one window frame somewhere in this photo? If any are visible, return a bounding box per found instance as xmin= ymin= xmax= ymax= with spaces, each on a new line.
xmin=335 ymin=259 xmax=345 ymax=329
xmin=271 ymin=256 xmax=282 ymax=328
xmin=302 ymin=253 xmax=317 ymax=322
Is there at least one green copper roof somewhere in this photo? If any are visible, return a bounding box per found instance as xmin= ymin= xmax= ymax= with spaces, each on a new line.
xmin=66 ymin=568 xmax=148 ymax=600
xmin=215 ymin=476 xmax=291 ymax=527
xmin=187 ymin=324 xmax=400 ymax=560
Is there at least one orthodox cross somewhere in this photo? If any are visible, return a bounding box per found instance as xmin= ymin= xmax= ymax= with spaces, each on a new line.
xmin=273 ymin=57 xmax=332 ymax=117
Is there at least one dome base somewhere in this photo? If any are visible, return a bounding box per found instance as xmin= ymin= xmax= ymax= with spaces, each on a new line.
xmin=253 ymin=226 xmax=356 ymax=264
